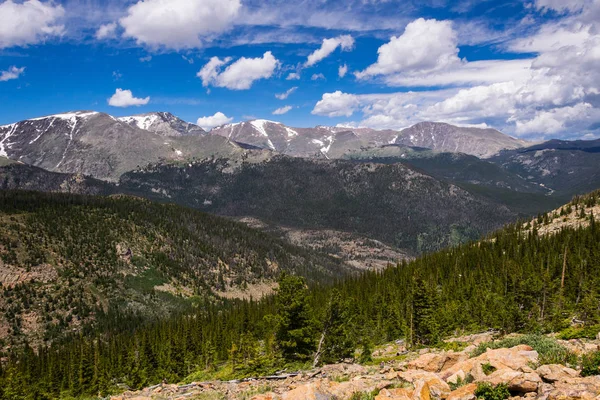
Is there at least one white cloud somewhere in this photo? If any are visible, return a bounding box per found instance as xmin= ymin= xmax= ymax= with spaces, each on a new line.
xmin=108 ymin=88 xmax=150 ymax=107
xmin=312 ymin=91 xmax=361 ymax=117
xmin=139 ymin=55 xmax=152 ymax=63
xmin=273 ymin=105 xmax=293 ymax=115
xmin=286 ymin=72 xmax=300 ymax=80
xmin=305 ymin=35 xmax=354 ymax=67
xmin=0 ymin=66 xmax=25 ymax=82
xmin=356 ymin=19 xmax=461 ymax=79
xmin=338 ymin=64 xmax=348 ymax=78
xmin=0 ymin=0 xmax=65 ymax=49
xmin=275 ymin=87 xmax=297 ymax=100
xmin=196 ymin=112 xmax=233 ymax=130
xmin=120 ymin=0 xmax=241 ymax=50
xmin=95 ymin=22 xmax=117 ymax=40
xmin=197 ymin=52 xmax=279 ymax=90
xmin=197 ymin=57 xmax=232 ymax=86
xmin=513 ymin=103 xmax=593 ymax=134
xmin=534 ymin=0 xmax=587 ymax=13
xmin=384 ymin=59 xmax=532 ymax=87
xmin=311 ymin=73 xmax=325 ymax=81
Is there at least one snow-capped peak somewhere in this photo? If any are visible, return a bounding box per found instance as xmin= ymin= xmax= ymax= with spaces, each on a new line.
xmin=118 ymin=114 xmax=160 ymax=131
xmin=30 ymin=111 xmax=99 ymax=121
xmin=249 ymin=119 xmax=280 ymax=137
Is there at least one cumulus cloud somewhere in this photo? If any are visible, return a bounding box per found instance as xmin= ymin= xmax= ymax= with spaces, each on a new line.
xmin=356 ymin=19 xmax=461 ymax=80
xmin=95 ymin=22 xmax=117 ymax=40
xmin=273 ymin=105 xmax=293 ymax=115
xmin=338 ymin=64 xmax=348 ymax=78
xmin=120 ymin=0 xmax=241 ymax=50
xmin=312 ymin=91 xmax=361 ymax=117
xmin=276 ymin=87 xmax=297 ymax=100
xmin=108 ymin=88 xmax=150 ymax=107
xmin=310 ymin=7 xmax=600 ymax=139
xmin=286 ymin=72 xmax=300 ymax=80
xmin=513 ymin=103 xmax=594 ymax=134
xmin=196 ymin=112 xmax=233 ymax=130
xmin=0 ymin=0 xmax=65 ymax=49
xmin=305 ymin=35 xmax=354 ymax=67
xmin=197 ymin=52 xmax=279 ymax=90
xmin=0 ymin=66 xmax=25 ymax=82
xmin=311 ymin=73 xmax=325 ymax=81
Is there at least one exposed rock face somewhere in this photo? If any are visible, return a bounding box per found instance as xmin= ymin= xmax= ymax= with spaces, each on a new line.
xmin=396 ymin=122 xmax=528 ymax=158
xmin=210 ymin=120 xmax=528 ymax=159
xmin=0 ymin=112 xmax=263 ymax=180
xmin=118 ymin=112 xmax=205 ymax=136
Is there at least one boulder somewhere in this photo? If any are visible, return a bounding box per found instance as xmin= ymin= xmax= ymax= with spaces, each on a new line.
xmin=408 ymin=352 xmax=469 ymax=373
xmin=441 ymin=345 xmax=538 ymax=381
xmin=251 ymin=393 xmax=280 ymax=400
xmin=398 ymin=370 xmax=451 ymax=398
xmin=542 ymin=375 xmax=600 ymax=400
xmin=446 ymin=383 xmax=477 ymax=400
xmin=408 ymin=353 xmax=447 ymax=372
xmin=480 ymin=369 xmax=541 ymax=394
xmin=281 ymin=381 xmax=332 ymax=400
xmin=281 ymin=378 xmax=385 ymax=400
xmin=536 ymin=364 xmax=580 ymax=383
xmin=375 ymin=388 xmax=413 ymax=400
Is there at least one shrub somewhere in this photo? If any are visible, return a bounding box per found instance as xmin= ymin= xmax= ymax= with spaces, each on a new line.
xmin=349 ymin=391 xmax=376 ymax=400
xmin=474 ymin=383 xmax=510 ymax=400
xmin=472 ymin=335 xmax=576 ymax=366
xmin=482 ymin=362 xmax=497 ymax=376
xmin=581 ymin=351 xmax=600 ymax=377
xmin=558 ymin=325 xmax=600 ymax=340
xmin=449 ymin=373 xmax=474 ymax=391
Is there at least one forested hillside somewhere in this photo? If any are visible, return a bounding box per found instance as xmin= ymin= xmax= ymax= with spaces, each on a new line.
xmin=120 ymin=156 xmax=516 ymax=254
xmin=2 ymin=192 xmax=599 ymax=399
xmin=0 ymin=191 xmax=349 ymax=348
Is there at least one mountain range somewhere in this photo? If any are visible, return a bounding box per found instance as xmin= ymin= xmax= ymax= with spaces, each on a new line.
xmin=0 ymin=111 xmax=529 ymax=181
xmin=209 ymin=119 xmax=528 ymax=159
xmin=1 ymin=110 xmax=600 ymax=259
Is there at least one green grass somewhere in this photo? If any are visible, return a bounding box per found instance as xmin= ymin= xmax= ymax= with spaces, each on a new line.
xmin=472 ymin=335 xmax=577 ymax=367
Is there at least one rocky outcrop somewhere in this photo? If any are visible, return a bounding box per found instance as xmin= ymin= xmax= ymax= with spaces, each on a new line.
xmin=112 ymin=336 xmax=600 ymax=400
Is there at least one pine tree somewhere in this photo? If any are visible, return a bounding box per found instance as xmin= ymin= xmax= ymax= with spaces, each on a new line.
xmin=274 ymin=273 xmax=316 ymax=361
xmin=314 ymin=289 xmax=357 ymax=366
xmin=411 ymin=276 xmax=440 ymax=346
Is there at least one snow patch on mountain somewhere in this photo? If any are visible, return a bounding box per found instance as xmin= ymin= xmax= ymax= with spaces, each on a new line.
xmin=30 ymin=111 xmax=99 ymax=121
xmin=118 ymin=115 xmax=160 ymax=130
xmin=250 ymin=120 xmax=278 ymax=137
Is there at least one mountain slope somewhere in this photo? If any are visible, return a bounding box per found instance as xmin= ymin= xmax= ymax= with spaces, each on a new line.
xmin=490 ymin=140 xmax=600 ymax=196
xmin=0 ymin=161 xmax=114 ymax=195
xmin=209 ymin=120 xmax=527 ymax=159
xmin=119 ymin=156 xmax=517 ymax=254
xmin=6 ymin=190 xmax=600 ymax=399
xmin=0 ymin=112 xmax=265 ymax=180
xmin=118 ymin=112 xmax=206 ymax=136
xmin=342 ymin=145 xmax=564 ymax=215
xmin=0 ymin=190 xmax=350 ymax=347
xmin=396 ymin=122 xmax=529 ymax=158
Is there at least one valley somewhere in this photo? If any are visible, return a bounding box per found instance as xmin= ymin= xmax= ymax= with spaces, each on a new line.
xmin=0 ymin=111 xmax=599 ymax=399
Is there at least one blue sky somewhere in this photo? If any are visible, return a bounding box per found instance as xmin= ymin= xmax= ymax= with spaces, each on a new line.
xmin=1 ymin=0 xmax=599 ymax=140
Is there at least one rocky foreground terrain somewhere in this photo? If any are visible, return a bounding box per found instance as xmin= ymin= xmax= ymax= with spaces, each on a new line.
xmin=111 ymin=332 xmax=600 ymax=400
